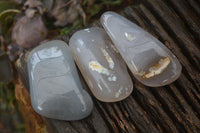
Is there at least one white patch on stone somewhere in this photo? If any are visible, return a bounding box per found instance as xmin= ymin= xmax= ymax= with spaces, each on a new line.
xmin=84 ymin=28 xmax=90 ymax=32
xmin=38 ymin=106 xmax=42 ymax=111
xmin=108 ymin=76 xmax=117 ymax=82
xmin=125 ymin=88 xmax=129 ymax=94
xmin=115 ymin=92 xmax=120 ymax=98
xmin=101 ymin=48 xmax=114 ymax=69
xmin=125 ymin=32 xmax=135 ymax=41
xmin=108 ymin=77 xmax=112 ymax=81
xmin=112 ymin=76 xmax=117 ymax=81
xmin=115 ymin=87 xmax=123 ymax=98
xmin=97 ymin=83 xmax=103 ymax=91
xmin=162 ymin=79 xmax=168 ymax=83
xmin=78 ymin=39 xmax=84 ymax=46
xmin=89 ymin=61 xmax=110 ymax=76
xmin=135 ymin=71 xmax=145 ymax=76
xmin=142 ymin=57 xmax=170 ymax=79
xmin=77 ymin=48 xmax=81 ymax=52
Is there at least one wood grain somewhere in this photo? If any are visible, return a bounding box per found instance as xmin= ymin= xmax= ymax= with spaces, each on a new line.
xmin=15 ymin=0 xmax=200 ymax=132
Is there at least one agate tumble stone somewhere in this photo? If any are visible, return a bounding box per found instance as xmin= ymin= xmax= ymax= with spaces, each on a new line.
xmin=27 ymin=40 xmax=93 ymax=120
xmin=69 ymin=28 xmax=133 ymax=102
xmin=101 ymin=11 xmax=182 ymax=87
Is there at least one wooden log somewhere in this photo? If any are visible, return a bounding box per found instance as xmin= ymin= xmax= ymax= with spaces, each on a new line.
xmin=14 ymin=0 xmax=200 ymax=132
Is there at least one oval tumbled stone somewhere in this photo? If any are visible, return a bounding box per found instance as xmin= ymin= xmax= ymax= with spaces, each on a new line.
xmin=69 ymin=27 xmax=133 ymax=102
xmin=27 ymin=40 xmax=93 ymax=120
xmin=101 ymin=11 xmax=182 ymax=87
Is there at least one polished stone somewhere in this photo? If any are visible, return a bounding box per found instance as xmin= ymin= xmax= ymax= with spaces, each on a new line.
xmin=69 ymin=27 xmax=133 ymax=102
xmin=27 ymin=40 xmax=93 ymax=120
xmin=101 ymin=11 xmax=182 ymax=87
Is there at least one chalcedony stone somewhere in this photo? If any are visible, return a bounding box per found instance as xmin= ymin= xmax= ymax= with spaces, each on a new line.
xmin=27 ymin=40 xmax=93 ymax=120
xmin=69 ymin=27 xmax=133 ymax=102
xmin=101 ymin=11 xmax=182 ymax=87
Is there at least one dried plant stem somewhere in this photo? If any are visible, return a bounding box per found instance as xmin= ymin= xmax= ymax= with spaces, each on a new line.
xmin=0 ymin=9 xmax=21 ymax=18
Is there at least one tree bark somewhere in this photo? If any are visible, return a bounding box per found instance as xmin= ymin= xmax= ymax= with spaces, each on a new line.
xmin=14 ymin=0 xmax=200 ymax=132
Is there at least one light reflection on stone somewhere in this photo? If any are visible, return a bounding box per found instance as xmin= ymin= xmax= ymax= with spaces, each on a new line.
xmin=28 ymin=40 xmax=93 ymax=120
xmin=101 ymin=11 xmax=182 ymax=87
xmin=69 ymin=27 xmax=133 ymax=102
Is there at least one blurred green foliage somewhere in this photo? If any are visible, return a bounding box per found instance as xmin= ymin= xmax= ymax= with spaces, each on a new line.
xmin=0 ymin=0 xmax=21 ymax=36
xmin=0 ymin=1 xmax=25 ymax=132
xmin=0 ymin=83 xmax=25 ymax=133
xmin=0 ymin=83 xmax=15 ymax=111
xmin=60 ymin=20 xmax=82 ymax=35
xmin=60 ymin=0 xmax=123 ymax=35
xmin=83 ymin=0 xmax=122 ymax=18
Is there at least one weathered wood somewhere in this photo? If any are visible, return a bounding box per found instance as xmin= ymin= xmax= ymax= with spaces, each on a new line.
xmin=14 ymin=0 xmax=200 ymax=132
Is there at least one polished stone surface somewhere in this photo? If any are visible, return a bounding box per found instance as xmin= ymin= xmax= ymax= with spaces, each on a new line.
xmin=69 ymin=27 xmax=133 ymax=102
xmin=27 ymin=40 xmax=93 ymax=120
xmin=101 ymin=11 xmax=182 ymax=87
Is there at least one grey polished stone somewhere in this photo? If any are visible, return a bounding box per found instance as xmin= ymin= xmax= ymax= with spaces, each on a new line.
xmin=69 ymin=27 xmax=133 ymax=102
xmin=27 ymin=40 xmax=93 ymax=120
xmin=101 ymin=11 xmax=182 ymax=87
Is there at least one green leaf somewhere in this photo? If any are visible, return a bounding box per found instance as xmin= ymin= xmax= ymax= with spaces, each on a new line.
xmin=103 ymin=0 xmax=122 ymax=5
xmin=0 ymin=1 xmax=18 ymax=13
xmin=87 ymin=3 xmax=103 ymax=17
xmin=60 ymin=20 xmax=82 ymax=35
